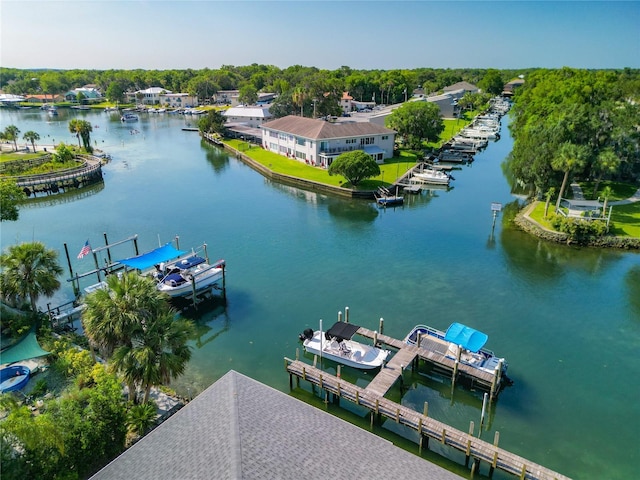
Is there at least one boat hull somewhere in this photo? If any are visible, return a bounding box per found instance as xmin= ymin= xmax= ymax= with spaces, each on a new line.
xmin=404 ymin=324 xmax=507 ymax=376
xmin=156 ymin=264 xmax=223 ymax=298
xmin=303 ymin=330 xmax=389 ymax=370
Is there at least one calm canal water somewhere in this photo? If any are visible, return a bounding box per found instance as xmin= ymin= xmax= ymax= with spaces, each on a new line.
xmin=1 ymin=108 xmax=638 ymax=479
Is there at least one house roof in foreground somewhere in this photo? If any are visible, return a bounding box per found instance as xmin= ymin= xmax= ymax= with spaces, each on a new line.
xmin=90 ymin=370 xmax=463 ymax=480
xmin=262 ymin=115 xmax=395 ymax=140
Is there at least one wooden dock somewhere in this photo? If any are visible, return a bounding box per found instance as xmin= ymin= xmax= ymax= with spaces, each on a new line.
xmin=285 ymin=358 xmax=570 ymax=480
xmin=355 ymin=326 xmax=501 ymax=396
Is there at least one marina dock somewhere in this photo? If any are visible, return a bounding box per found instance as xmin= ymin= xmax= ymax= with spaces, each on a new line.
xmin=285 ymin=357 xmax=569 ymax=480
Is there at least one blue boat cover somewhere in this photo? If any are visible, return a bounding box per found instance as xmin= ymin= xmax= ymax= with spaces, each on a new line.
xmin=117 ymin=243 xmax=186 ymax=271
xmin=444 ymin=323 xmax=488 ymax=353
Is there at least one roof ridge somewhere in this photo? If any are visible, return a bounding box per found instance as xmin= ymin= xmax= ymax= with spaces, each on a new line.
xmin=228 ymin=371 xmax=243 ymax=479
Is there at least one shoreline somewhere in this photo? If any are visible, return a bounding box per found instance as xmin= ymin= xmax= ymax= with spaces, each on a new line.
xmin=515 ymin=201 xmax=640 ymax=249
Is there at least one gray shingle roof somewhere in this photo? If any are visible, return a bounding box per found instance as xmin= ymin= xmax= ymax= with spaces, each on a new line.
xmin=262 ymin=115 xmax=395 ymax=140
xmin=90 ymin=370 xmax=464 ymax=480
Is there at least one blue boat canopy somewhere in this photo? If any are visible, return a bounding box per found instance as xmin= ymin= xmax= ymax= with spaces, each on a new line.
xmin=117 ymin=243 xmax=186 ymax=271
xmin=444 ymin=323 xmax=488 ymax=353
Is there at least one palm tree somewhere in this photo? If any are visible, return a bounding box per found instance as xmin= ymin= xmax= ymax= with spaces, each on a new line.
xmin=111 ymin=309 xmax=194 ymax=404
xmin=544 ymin=187 xmax=556 ymax=218
xmin=292 ymin=87 xmax=306 ymax=117
xmin=600 ymin=185 xmax=613 ymax=219
xmin=23 ymin=131 xmax=40 ymax=152
xmin=82 ymin=272 xmax=191 ymax=403
xmin=0 ymin=242 xmax=63 ymax=311
xmin=68 ymin=119 xmax=93 ymax=151
xmin=592 ymin=148 xmax=620 ymax=196
xmin=3 ymin=125 xmax=20 ymax=151
xmin=551 ymin=142 xmax=589 ymax=212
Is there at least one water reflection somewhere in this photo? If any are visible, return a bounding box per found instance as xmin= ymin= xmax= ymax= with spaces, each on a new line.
xmin=202 ymin=141 xmax=230 ymax=173
xmin=19 ymin=181 xmax=105 ymax=209
xmin=625 ymin=265 xmax=640 ymax=318
xmin=327 ymin=198 xmax=378 ymax=223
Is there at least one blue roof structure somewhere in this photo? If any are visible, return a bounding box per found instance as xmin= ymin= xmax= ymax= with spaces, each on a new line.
xmin=444 ymin=323 xmax=488 ymax=353
xmin=117 ymin=243 xmax=185 ymax=271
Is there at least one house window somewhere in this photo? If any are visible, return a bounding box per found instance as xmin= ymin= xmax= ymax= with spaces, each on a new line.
xmin=296 ymin=137 xmax=305 ymax=146
xmin=295 ymin=151 xmax=306 ymax=160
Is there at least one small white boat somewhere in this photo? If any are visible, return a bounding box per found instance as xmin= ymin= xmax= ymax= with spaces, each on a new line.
xmin=155 ymin=255 xmax=225 ymax=298
xmin=404 ymin=323 xmax=508 ymax=377
xmin=121 ymin=113 xmax=138 ymax=122
xmin=299 ymin=322 xmax=390 ymax=370
xmin=412 ymin=168 xmax=451 ymax=185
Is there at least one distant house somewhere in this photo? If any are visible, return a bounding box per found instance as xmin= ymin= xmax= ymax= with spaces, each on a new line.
xmin=339 ymin=92 xmax=354 ymax=114
xmin=223 ymin=105 xmax=273 ymax=128
xmin=127 ymin=87 xmax=172 ymax=105
xmin=64 ymin=87 xmax=102 ymax=103
xmin=25 ymin=94 xmax=64 ymax=104
xmin=214 ymin=89 xmax=239 ymax=106
xmin=503 ymin=78 xmax=525 ymax=97
xmin=159 ymin=92 xmax=198 ymax=108
xmin=257 ymin=92 xmax=277 ymax=104
xmin=443 ymin=81 xmax=479 ymax=95
xmin=261 ymin=115 xmax=395 ymax=167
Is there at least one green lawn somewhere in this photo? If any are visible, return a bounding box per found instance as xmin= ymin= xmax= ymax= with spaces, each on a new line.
xmin=528 ymin=200 xmax=640 ymax=238
xmin=579 ymin=181 xmax=638 ymax=202
xmin=227 ymin=139 xmax=418 ymax=190
xmin=0 ymin=152 xmax=46 ymax=163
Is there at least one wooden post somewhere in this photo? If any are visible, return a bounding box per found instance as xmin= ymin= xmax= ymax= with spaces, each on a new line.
xmin=375 ymin=399 xmax=379 ymax=414
xmin=441 ymin=428 xmax=446 ymax=444
xmin=302 ymin=366 xmax=306 ymax=380
xmin=370 ymin=410 xmax=375 ymax=428
xmin=345 ymin=306 xmax=349 ymax=323
xmin=423 ymin=401 xmax=429 ymax=417
xmin=337 ymin=365 xmax=341 ymax=379
xmin=490 ymin=359 xmax=504 ymax=401
xmin=355 ymin=390 xmax=359 ymax=405
xmin=319 ymin=374 xmax=323 ymax=389
xmin=451 ymin=347 xmax=461 ymax=391
xmin=489 ymin=432 xmax=500 ymax=478
xmin=289 ymin=372 xmax=293 ymax=389
xmin=466 ymin=421 xmax=474 ymax=467
xmin=520 ymin=463 xmax=527 ymax=479
xmin=103 ymin=232 xmax=112 ymax=264
xmin=379 ymin=317 xmax=384 ymax=335
xmin=338 ymin=310 xmax=342 ymax=323
xmin=373 ymin=331 xmax=378 ymax=347
xmin=313 ymin=355 xmax=317 ymax=368
xmin=395 ymin=408 xmax=400 ymax=423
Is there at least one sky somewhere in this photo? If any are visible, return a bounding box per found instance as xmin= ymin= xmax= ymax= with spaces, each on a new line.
xmin=1 ymin=1 xmax=639 ymax=71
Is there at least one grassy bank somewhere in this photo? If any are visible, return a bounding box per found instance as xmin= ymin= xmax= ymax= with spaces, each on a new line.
xmin=527 ymin=200 xmax=640 ymax=238
xmin=226 ymin=139 xmax=418 ymax=190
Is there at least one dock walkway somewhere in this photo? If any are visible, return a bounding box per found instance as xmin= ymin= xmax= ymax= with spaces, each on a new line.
xmin=285 ymin=359 xmax=569 ymax=480
xmin=356 ymin=327 xmax=497 ymax=391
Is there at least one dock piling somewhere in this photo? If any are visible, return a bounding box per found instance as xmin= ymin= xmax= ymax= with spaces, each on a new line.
xmin=345 ymin=306 xmax=349 ymax=323
xmin=379 ymin=317 xmax=384 ymax=335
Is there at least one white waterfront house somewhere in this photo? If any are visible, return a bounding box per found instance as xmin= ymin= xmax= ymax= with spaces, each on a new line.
xmin=127 ymin=87 xmax=171 ymax=105
xmin=261 ymin=115 xmax=396 ymax=168
xmin=223 ymin=105 xmax=273 ymax=128
xmin=159 ymin=92 xmax=198 ymax=108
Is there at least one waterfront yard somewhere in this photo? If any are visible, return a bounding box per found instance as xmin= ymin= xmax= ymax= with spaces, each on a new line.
xmin=227 ymin=138 xmax=418 ymax=189
xmin=528 ymin=198 xmax=640 ymax=238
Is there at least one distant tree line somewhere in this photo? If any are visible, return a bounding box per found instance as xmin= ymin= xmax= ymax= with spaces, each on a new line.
xmin=505 ymin=67 xmax=640 ymax=198
xmin=1 ymin=65 xmax=531 ymax=118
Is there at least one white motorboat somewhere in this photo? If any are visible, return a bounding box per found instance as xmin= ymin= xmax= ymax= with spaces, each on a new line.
xmin=154 ymin=255 xmax=225 ymax=298
xmin=412 ymin=168 xmax=451 ymax=185
xmin=116 ymin=242 xmax=226 ymax=299
xmin=404 ymin=323 xmax=508 ymax=377
xmin=299 ymin=322 xmax=390 ymax=370
xmin=121 ymin=113 xmax=138 ymax=122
